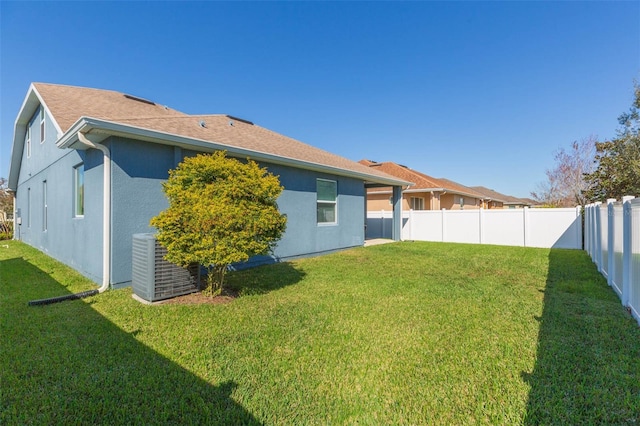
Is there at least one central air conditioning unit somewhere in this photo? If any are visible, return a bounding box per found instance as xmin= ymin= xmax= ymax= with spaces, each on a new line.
xmin=132 ymin=233 xmax=199 ymax=302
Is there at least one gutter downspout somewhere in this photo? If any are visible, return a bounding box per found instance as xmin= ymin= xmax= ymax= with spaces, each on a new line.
xmin=77 ymin=132 xmax=111 ymax=293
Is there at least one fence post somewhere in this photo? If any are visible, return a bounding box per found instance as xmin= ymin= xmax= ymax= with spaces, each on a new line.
xmin=381 ymin=209 xmax=386 ymax=240
xmin=576 ymin=205 xmax=583 ymax=250
xmin=595 ymin=202 xmax=602 ymax=271
xmin=622 ymin=196 xmax=635 ymax=306
xmin=523 ymin=207 xmax=530 ymax=247
xmin=583 ymin=204 xmax=593 ymax=255
xmin=408 ymin=209 xmax=413 ymax=241
xmin=441 ymin=208 xmax=446 ymax=242
xmin=592 ymin=204 xmax=597 ymax=257
xmin=590 ymin=204 xmax=596 ymax=257
xmin=607 ymin=199 xmax=616 ymax=287
xmin=479 ymin=208 xmax=484 ymax=244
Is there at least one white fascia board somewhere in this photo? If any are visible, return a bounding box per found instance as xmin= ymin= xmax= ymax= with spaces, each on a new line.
xmin=446 ymin=189 xmax=487 ymax=199
xmin=475 ymin=194 xmax=508 ymax=203
xmin=403 ymin=188 xmax=445 ymax=194
xmin=369 ymin=188 xmax=444 ymax=195
xmin=402 ymin=186 xmax=487 ymax=200
xmin=57 ymin=117 xmax=412 ymax=187
xmin=8 ymin=85 xmax=64 ymax=190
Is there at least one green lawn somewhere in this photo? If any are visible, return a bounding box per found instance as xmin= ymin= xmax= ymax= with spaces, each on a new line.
xmin=1 ymin=240 xmax=639 ymax=424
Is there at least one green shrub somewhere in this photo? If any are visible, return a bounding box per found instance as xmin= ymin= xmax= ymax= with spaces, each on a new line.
xmin=151 ymin=152 xmax=287 ymax=296
xmin=0 ymin=221 xmax=13 ymax=240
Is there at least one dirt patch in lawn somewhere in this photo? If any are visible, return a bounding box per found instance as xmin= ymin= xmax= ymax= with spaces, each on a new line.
xmin=159 ymin=287 xmax=239 ymax=305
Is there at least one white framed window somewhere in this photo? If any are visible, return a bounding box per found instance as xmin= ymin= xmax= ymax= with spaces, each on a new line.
xmin=42 ymin=180 xmax=47 ymax=231
xmin=40 ymin=107 xmax=45 ymax=143
xmin=460 ymin=197 xmax=465 ymax=209
xmin=26 ymin=126 xmax=31 ymax=158
xmin=74 ymin=164 xmax=84 ymax=217
xmin=317 ymin=179 xmax=337 ymax=224
xmin=410 ymin=196 xmax=425 ymax=210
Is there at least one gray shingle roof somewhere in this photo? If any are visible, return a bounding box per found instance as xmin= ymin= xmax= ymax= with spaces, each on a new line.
xmin=24 ymin=83 xmax=407 ymax=186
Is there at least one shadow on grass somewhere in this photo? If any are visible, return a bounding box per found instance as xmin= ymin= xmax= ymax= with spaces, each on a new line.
xmin=226 ymin=261 xmax=306 ymax=296
xmin=0 ymin=257 xmax=262 ymax=425
xmin=523 ymin=249 xmax=640 ymax=424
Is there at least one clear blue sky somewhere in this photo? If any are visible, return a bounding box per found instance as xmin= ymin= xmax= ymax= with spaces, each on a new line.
xmin=2 ymin=1 xmax=638 ymax=198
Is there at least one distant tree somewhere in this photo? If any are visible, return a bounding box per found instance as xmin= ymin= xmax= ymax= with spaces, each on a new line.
xmin=531 ymin=179 xmax=563 ymax=208
xmin=531 ymin=137 xmax=596 ymax=207
xmin=150 ymin=152 xmax=287 ymax=296
xmin=0 ymin=178 xmax=13 ymax=240
xmin=584 ymin=84 xmax=640 ymax=201
xmin=0 ymin=178 xmax=12 ymax=218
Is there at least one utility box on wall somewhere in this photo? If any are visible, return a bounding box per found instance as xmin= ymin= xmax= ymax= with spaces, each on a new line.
xmin=132 ymin=233 xmax=199 ymax=302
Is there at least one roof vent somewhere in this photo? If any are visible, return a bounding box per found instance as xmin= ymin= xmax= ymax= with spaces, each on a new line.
xmin=199 ymin=120 xmax=207 ymax=128
xmin=124 ymin=94 xmax=156 ymax=105
xmin=226 ymin=115 xmax=253 ymax=125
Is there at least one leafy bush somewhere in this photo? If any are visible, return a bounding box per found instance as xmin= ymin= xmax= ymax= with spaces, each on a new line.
xmin=151 ymin=152 xmax=287 ymax=296
xmin=0 ymin=221 xmax=13 ymax=240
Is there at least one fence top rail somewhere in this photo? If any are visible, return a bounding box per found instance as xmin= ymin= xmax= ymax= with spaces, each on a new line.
xmin=587 ymin=197 xmax=638 ymax=206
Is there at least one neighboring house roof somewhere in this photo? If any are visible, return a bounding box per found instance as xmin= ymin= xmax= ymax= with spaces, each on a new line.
xmin=468 ymin=186 xmax=508 ymax=203
xmin=470 ymin=186 xmax=532 ymax=206
xmin=358 ymin=160 xmax=486 ymax=199
xmin=9 ymin=83 xmax=410 ymax=189
xmin=518 ymin=197 xmax=539 ymax=207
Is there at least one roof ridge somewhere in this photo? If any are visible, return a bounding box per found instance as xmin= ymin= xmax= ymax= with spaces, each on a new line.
xmin=382 ymin=162 xmax=442 ymax=187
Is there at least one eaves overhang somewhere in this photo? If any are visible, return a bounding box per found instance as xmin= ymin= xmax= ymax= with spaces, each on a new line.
xmin=403 ymin=187 xmax=485 ymax=199
xmin=57 ymin=117 xmax=413 ymax=187
xmin=403 ymin=188 xmax=446 ymax=194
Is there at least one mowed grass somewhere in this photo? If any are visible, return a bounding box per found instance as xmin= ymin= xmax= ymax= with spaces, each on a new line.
xmin=1 ymin=240 xmax=639 ymax=424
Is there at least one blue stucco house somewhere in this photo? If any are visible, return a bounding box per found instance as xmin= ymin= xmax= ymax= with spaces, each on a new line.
xmin=8 ymin=83 xmax=408 ymax=289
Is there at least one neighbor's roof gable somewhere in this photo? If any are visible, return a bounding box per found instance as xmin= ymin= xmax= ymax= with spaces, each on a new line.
xmin=469 ymin=186 xmax=509 ymax=203
xmin=471 ymin=186 xmax=531 ymax=205
xmin=359 ymin=160 xmax=485 ymax=198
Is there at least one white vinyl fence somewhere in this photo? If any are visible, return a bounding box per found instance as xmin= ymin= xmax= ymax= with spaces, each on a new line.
xmin=585 ymin=197 xmax=640 ymax=324
xmin=366 ymin=207 xmax=583 ymax=249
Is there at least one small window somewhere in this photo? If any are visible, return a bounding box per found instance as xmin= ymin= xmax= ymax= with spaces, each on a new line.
xmin=410 ymin=197 xmax=425 ymax=210
xmin=40 ymin=107 xmax=45 ymax=143
xmin=26 ymin=127 xmax=31 ymax=158
xmin=43 ymin=180 xmax=47 ymax=231
xmin=460 ymin=197 xmax=465 ymax=209
xmin=74 ymin=164 xmax=84 ymax=217
xmin=317 ymin=179 xmax=337 ymax=224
